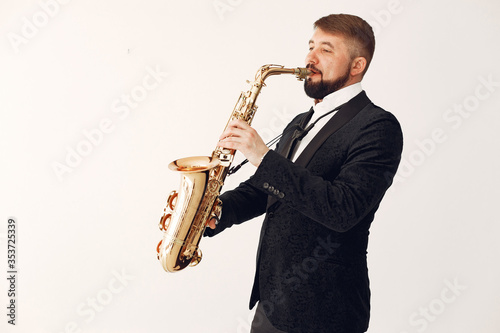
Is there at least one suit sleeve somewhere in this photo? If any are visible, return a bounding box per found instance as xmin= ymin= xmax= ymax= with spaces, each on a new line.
xmin=246 ymin=110 xmax=403 ymax=232
xmin=203 ymin=179 xmax=268 ymax=237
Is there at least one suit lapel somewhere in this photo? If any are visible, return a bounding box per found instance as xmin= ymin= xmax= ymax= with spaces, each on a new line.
xmin=294 ymin=91 xmax=371 ymax=167
xmin=266 ymin=91 xmax=371 ymax=210
xmin=275 ymin=107 xmax=314 ymax=157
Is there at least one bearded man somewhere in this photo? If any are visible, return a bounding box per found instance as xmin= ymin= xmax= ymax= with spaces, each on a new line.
xmin=206 ymin=13 xmax=403 ymax=333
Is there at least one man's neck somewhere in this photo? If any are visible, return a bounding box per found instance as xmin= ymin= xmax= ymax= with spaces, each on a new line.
xmin=314 ymin=78 xmax=363 ymax=105
xmin=313 ymin=82 xmax=363 ymax=111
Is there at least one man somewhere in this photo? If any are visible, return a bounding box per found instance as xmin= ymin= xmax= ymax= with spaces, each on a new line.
xmin=205 ymin=14 xmax=403 ymax=333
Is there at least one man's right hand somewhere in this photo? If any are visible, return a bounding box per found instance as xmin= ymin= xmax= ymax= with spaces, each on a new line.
xmin=207 ymin=218 xmax=217 ymax=229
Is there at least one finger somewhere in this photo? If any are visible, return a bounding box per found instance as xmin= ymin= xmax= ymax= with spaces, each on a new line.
xmin=229 ymin=119 xmax=249 ymax=127
xmin=219 ymin=125 xmax=246 ymax=141
xmin=221 ymin=120 xmax=250 ymax=136
xmin=207 ymin=218 xmax=216 ymax=229
xmin=219 ymin=123 xmax=238 ymax=141
xmin=217 ymin=137 xmax=240 ymax=150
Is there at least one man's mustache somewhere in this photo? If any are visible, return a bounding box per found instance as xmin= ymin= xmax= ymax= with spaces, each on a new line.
xmin=306 ymin=64 xmax=322 ymax=75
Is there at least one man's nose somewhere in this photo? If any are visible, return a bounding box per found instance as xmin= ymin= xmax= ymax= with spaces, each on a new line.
xmin=305 ymin=49 xmax=318 ymax=65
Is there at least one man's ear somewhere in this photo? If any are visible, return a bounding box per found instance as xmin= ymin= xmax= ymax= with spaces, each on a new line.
xmin=350 ymin=57 xmax=367 ymax=77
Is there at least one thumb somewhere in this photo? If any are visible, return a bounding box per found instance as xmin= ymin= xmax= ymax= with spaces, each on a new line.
xmin=207 ymin=218 xmax=217 ymax=229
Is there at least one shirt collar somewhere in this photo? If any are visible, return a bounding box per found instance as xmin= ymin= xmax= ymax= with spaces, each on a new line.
xmin=312 ymin=82 xmax=363 ymax=116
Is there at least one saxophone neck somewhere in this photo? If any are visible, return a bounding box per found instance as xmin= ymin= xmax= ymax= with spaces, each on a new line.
xmin=243 ymin=65 xmax=310 ymax=110
xmin=257 ymin=64 xmax=311 ymax=82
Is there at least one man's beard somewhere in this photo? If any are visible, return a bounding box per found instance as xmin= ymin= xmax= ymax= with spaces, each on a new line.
xmin=304 ymin=64 xmax=351 ymax=100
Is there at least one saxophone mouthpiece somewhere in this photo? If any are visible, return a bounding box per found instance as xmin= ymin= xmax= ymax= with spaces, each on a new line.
xmin=295 ymin=67 xmax=311 ymax=81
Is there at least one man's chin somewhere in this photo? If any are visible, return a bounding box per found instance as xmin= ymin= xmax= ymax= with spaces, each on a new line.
xmin=304 ymin=82 xmax=328 ymax=100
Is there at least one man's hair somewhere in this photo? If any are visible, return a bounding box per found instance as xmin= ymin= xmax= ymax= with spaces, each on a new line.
xmin=314 ymin=14 xmax=375 ymax=76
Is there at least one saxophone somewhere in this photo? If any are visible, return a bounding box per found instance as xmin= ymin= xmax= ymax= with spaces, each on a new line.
xmin=157 ymin=64 xmax=310 ymax=273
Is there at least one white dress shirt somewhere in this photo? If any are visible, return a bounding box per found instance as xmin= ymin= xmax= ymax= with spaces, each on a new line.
xmin=291 ymin=82 xmax=363 ymax=161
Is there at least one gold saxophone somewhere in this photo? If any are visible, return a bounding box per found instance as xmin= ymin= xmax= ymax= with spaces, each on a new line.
xmin=157 ymin=64 xmax=310 ymax=273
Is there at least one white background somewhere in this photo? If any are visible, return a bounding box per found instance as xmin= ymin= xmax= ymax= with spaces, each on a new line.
xmin=1 ymin=0 xmax=499 ymax=332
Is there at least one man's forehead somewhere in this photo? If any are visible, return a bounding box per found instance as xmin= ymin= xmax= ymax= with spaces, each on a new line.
xmin=309 ymin=28 xmax=346 ymax=45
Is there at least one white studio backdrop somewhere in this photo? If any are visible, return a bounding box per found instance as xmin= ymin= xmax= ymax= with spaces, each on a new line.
xmin=0 ymin=0 xmax=499 ymax=332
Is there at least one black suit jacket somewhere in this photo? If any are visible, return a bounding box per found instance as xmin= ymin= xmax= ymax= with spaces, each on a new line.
xmin=205 ymin=91 xmax=403 ymax=333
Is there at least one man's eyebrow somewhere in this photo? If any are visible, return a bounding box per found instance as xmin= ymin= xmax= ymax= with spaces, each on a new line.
xmin=308 ymin=40 xmax=334 ymax=48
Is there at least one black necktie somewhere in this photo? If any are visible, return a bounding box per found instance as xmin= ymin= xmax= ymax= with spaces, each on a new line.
xmin=279 ymin=103 xmax=345 ymax=159
xmin=279 ymin=107 xmax=314 ymax=159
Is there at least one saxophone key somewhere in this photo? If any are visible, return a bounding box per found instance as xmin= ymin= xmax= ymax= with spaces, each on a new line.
xmin=167 ymin=190 xmax=178 ymax=210
xmin=159 ymin=213 xmax=172 ymax=231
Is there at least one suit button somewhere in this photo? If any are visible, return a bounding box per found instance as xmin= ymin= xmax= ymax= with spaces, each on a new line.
xmin=278 ymin=192 xmax=285 ymax=199
xmin=263 ymin=182 xmax=269 ymax=189
xmin=268 ymin=186 xmax=274 ymax=192
xmin=268 ymin=212 xmax=274 ymax=219
xmin=273 ymin=189 xmax=279 ymax=195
